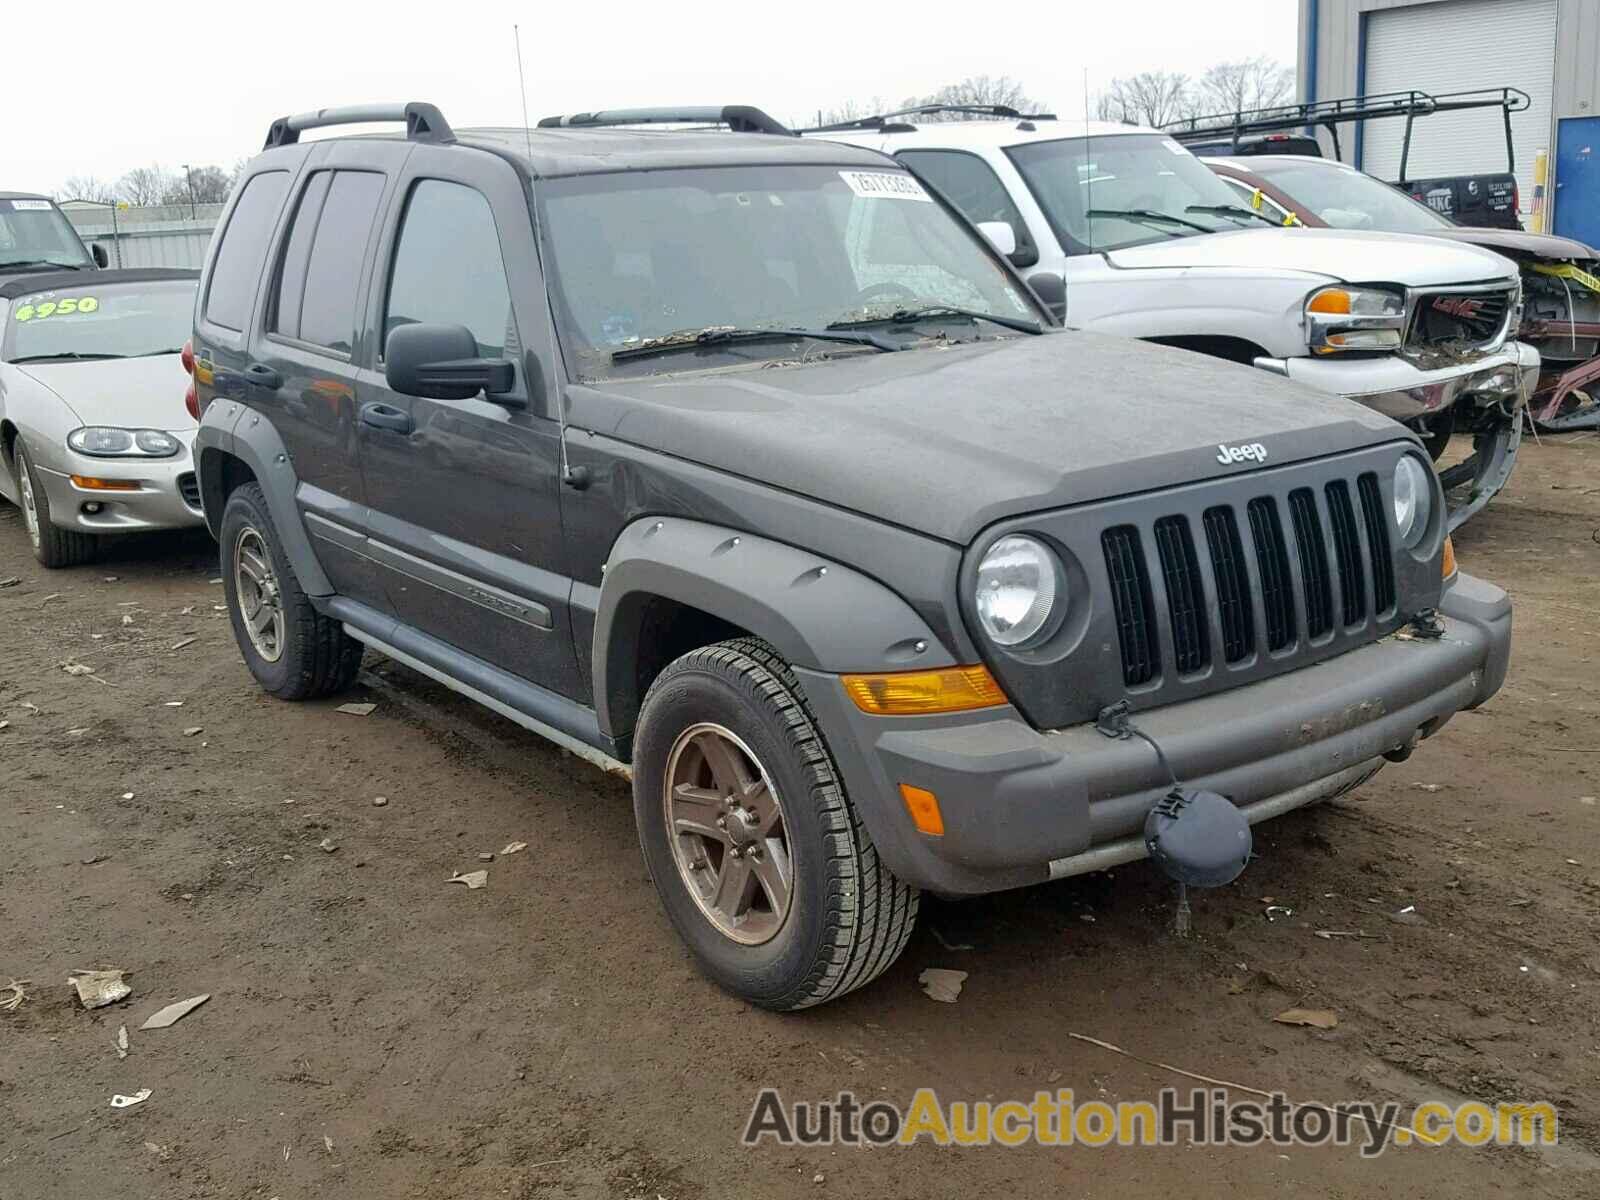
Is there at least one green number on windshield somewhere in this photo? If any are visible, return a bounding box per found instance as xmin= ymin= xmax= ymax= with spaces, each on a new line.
xmin=11 ymin=295 xmax=98 ymax=323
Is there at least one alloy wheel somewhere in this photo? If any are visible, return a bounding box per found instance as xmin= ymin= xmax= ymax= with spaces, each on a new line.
xmin=233 ymin=526 xmax=286 ymax=663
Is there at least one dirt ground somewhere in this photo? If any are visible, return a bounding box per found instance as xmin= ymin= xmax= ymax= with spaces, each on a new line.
xmin=2 ymin=432 xmax=1598 ymax=1199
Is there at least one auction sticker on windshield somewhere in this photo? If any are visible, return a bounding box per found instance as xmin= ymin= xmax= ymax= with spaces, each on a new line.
xmin=839 ymin=171 xmax=932 ymax=201
xmin=1 ymin=198 xmax=55 ymax=212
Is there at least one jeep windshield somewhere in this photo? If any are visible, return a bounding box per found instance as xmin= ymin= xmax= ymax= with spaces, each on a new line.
xmin=1006 ymin=133 xmax=1268 ymax=253
xmin=2 ymin=279 xmax=196 ymax=363
xmin=0 ymin=197 xmax=95 ymax=272
xmin=1246 ymin=158 xmax=1456 ymax=234
xmin=538 ymin=165 xmax=1042 ymax=378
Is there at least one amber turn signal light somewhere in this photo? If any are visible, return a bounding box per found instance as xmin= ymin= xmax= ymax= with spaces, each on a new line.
xmin=1441 ymin=535 xmax=1457 ymax=580
xmin=841 ymin=666 xmax=1006 ymax=715
xmin=1307 ymin=288 xmax=1353 ymax=315
xmin=70 ymin=476 xmax=140 ymax=491
xmin=898 ymin=784 xmax=945 ymax=836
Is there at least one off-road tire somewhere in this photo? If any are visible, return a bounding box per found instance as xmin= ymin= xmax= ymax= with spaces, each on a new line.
xmin=14 ymin=443 xmax=98 ymax=568
xmin=633 ymin=637 xmax=919 ymax=1010
xmin=219 ymin=482 xmax=362 ymax=700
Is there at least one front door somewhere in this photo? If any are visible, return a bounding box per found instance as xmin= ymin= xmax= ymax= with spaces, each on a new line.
xmin=354 ymin=146 xmax=582 ymax=700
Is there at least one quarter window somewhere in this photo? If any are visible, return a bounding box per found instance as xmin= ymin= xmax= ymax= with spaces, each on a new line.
xmin=384 ymin=180 xmax=516 ymax=359
xmin=272 ymin=170 xmax=385 ymax=353
xmin=205 ymin=171 xmax=290 ymax=333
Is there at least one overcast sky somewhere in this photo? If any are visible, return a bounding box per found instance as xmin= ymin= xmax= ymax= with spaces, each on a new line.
xmin=12 ymin=0 xmax=1296 ymax=195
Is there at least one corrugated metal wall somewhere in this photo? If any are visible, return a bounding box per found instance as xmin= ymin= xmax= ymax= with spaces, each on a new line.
xmin=1299 ymin=0 xmax=1600 ymax=163
xmin=60 ymin=202 xmax=223 ymax=270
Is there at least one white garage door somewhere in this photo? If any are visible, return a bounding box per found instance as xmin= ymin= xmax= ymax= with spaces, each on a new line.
xmin=1362 ymin=0 xmax=1556 ymax=213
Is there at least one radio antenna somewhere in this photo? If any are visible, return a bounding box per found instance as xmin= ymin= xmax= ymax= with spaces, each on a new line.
xmin=513 ymin=24 xmax=535 ymax=164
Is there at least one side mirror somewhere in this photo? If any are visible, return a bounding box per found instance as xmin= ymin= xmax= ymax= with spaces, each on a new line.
xmin=385 ymin=323 xmax=517 ymax=404
xmin=90 ymin=243 xmax=110 ymax=268
xmin=1007 ymin=243 xmax=1040 ymax=270
xmin=976 ymin=221 xmax=1017 ymax=257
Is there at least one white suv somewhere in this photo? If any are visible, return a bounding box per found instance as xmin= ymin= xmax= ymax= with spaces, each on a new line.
xmin=807 ymin=107 xmax=1539 ymax=528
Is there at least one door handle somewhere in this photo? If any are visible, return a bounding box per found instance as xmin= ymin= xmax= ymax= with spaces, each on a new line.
xmin=244 ymin=362 xmax=282 ymax=390
xmin=359 ymin=401 xmax=413 ymax=435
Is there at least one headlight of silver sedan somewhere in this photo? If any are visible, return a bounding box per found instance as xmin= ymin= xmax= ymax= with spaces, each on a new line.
xmin=1305 ymin=285 xmax=1407 ymax=354
xmin=67 ymin=427 xmax=181 ymax=458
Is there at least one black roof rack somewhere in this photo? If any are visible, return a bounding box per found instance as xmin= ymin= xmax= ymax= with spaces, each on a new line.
xmin=1163 ymin=87 xmax=1529 ymax=179
xmin=264 ymin=102 xmax=455 ymax=150
xmin=801 ymin=103 xmax=1057 ymax=134
xmin=536 ymin=106 xmax=793 ymax=136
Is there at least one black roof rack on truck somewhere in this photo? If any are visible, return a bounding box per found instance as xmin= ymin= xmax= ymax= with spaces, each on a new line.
xmin=536 ymin=106 xmax=793 ymax=135
xmin=1163 ymin=87 xmax=1530 ymax=179
xmin=263 ymin=101 xmax=455 ymax=149
xmin=802 ymin=103 xmax=1058 ymax=134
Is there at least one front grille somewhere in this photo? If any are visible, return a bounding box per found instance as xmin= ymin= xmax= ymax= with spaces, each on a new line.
xmin=1407 ymin=288 xmax=1513 ymax=351
xmin=1154 ymin=516 xmax=1208 ymax=675
xmin=1102 ymin=525 xmax=1158 ymax=686
xmin=1358 ymin=474 xmax=1396 ymax=615
xmin=1203 ymin=506 xmax=1253 ymax=663
xmin=1100 ymin=470 xmax=1398 ymax=688
xmin=1288 ymin=488 xmax=1333 ymax=639
xmin=178 ymin=472 xmax=202 ymax=511
xmin=1325 ymin=481 xmax=1365 ymax=627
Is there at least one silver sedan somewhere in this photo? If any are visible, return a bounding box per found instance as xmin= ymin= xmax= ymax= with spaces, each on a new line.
xmin=0 ymin=268 xmax=201 ymax=567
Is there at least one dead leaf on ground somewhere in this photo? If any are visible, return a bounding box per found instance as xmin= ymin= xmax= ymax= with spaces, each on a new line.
xmin=336 ymin=703 xmax=376 ymax=716
xmin=139 ymin=994 xmax=210 ymax=1030
xmin=1274 ymin=1008 xmax=1339 ymax=1030
xmin=68 ymin=968 xmax=131 ymax=1009
xmin=500 ymin=841 xmax=528 ymax=856
xmin=448 ymin=870 xmax=488 ymax=890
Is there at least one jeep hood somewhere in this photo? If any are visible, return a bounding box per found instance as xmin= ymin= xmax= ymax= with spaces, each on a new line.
xmin=1105 ymin=227 xmax=1517 ymax=286
xmin=17 ymin=354 xmax=195 ymax=431
xmin=568 ymin=330 xmax=1404 ymax=544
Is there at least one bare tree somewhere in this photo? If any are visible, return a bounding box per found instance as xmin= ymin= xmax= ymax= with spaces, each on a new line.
xmin=187 ymin=166 xmax=233 ymax=204
xmin=898 ymin=75 xmax=1049 ymax=118
xmin=1192 ymin=56 xmax=1295 ymax=120
xmin=117 ymin=165 xmax=176 ymax=207
xmin=1095 ymin=71 xmax=1194 ymax=128
xmin=58 ymin=176 xmax=119 ymax=205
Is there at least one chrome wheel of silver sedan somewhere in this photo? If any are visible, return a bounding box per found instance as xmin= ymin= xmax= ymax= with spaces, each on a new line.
xmin=663 ymin=722 xmax=794 ymax=945
xmin=232 ymin=526 xmax=285 ymax=663
xmin=17 ymin=461 xmax=41 ymax=552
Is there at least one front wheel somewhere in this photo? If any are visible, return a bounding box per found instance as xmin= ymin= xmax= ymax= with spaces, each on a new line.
xmin=633 ymin=638 xmax=919 ymax=1010
xmin=14 ymin=443 xmax=97 ymax=568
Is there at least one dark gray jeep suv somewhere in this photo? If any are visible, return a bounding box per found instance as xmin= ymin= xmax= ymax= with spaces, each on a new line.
xmin=192 ymin=102 xmax=1511 ymax=1009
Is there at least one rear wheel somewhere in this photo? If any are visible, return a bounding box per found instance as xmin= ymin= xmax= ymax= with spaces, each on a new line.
xmin=14 ymin=443 xmax=97 ymax=568
xmin=219 ymin=482 xmax=362 ymax=700
xmin=633 ymin=638 xmax=919 ymax=1010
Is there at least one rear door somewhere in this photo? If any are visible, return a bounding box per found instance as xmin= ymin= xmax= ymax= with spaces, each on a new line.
xmin=248 ymin=139 xmax=408 ymax=612
xmin=354 ymin=145 xmax=581 ymax=699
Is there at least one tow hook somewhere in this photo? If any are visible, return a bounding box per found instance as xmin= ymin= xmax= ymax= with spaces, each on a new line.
xmin=1407 ymin=608 xmax=1445 ymax=640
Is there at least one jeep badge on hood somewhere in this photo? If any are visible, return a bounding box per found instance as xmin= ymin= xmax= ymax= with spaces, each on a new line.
xmin=1216 ymin=441 xmax=1268 ymax=465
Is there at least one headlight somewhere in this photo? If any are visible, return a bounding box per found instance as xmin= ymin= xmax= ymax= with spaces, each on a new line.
xmin=67 ymin=427 xmax=181 ymax=458
xmin=975 ymin=535 xmax=1063 ymax=647
xmin=1306 ymin=285 xmax=1406 ymax=354
xmin=1393 ymin=456 xmax=1433 ymax=549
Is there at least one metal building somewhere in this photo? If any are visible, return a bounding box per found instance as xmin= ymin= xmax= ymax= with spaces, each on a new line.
xmin=58 ymin=201 xmax=223 ymax=270
xmin=1297 ymin=0 xmax=1600 ymax=244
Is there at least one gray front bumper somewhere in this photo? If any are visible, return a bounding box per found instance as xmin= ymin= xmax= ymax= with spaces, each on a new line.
xmin=799 ymin=573 xmax=1510 ymax=896
xmin=35 ymin=440 xmax=205 ymax=534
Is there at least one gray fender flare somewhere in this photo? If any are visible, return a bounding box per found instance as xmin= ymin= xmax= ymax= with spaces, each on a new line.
xmin=194 ymin=400 xmax=333 ymax=596
xmin=593 ymin=517 xmax=954 ymax=741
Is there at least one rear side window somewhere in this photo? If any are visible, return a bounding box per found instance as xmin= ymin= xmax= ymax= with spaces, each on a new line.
xmin=204 ymin=171 xmax=290 ymax=332
xmin=272 ymin=170 xmax=385 ymax=353
xmin=384 ymin=180 xmax=516 ymax=359
xmin=896 ymin=150 xmax=1036 ymax=259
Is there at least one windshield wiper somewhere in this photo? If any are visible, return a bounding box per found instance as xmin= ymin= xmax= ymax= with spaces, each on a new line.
xmin=9 ymin=351 xmax=125 ymax=363
xmin=1185 ymin=203 xmax=1281 ymax=228
xmin=611 ymin=325 xmax=902 ymax=363
xmin=0 ymin=259 xmax=85 ymax=273
xmin=1085 ymin=208 xmax=1212 ymax=236
xmin=135 ymin=348 xmax=186 ymax=358
xmin=829 ymin=305 xmax=1042 ymax=336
